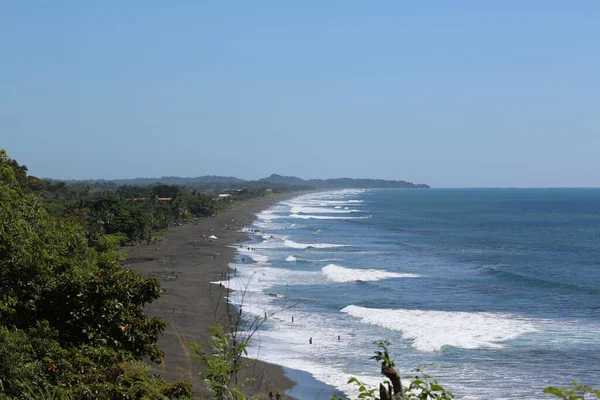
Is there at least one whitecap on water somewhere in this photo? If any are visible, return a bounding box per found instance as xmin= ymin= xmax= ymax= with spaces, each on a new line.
xmin=341 ymin=305 xmax=538 ymax=352
xmin=290 ymin=205 xmax=360 ymax=214
xmin=284 ymin=240 xmax=348 ymax=249
xmin=322 ymin=264 xmax=419 ymax=283
xmin=289 ymin=213 xmax=368 ymax=220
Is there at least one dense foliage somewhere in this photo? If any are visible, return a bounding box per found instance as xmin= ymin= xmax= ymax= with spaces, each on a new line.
xmin=18 ymin=168 xmax=278 ymax=250
xmin=0 ymin=150 xmax=191 ymax=399
xmin=544 ymin=382 xmax=600 ymax=399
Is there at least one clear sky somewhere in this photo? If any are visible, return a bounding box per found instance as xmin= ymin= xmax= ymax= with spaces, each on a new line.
xmin=1 ymin=1 xmax=598 ymax=187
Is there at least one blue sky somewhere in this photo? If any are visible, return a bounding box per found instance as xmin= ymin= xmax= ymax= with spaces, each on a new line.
xmin=1 ymin=1 xmax=598 ymax=187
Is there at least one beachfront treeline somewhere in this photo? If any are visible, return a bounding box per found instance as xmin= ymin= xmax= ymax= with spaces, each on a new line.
xmin=8 ymin=158 xmax=290 ymax=250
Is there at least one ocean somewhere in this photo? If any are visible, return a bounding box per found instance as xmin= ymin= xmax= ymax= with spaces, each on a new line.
xmin=217 ymin=189 xmax=600 ymax=399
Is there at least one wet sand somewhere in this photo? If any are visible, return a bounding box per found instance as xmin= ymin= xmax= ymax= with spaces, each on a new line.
xmin=122 ymin=194 xmax=299 ymax=399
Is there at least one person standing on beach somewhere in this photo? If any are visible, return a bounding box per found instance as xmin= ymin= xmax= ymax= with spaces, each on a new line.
xmin=309 ymin=337 xmax=312 ymax=344
xmin=291 ymin=316 xmax=294 ymax=323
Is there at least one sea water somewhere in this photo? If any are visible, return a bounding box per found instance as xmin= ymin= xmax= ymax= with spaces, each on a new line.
xmin=216 ymin=189 xmax=600 ymax=399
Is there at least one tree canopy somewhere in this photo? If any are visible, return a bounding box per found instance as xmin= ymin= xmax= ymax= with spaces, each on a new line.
xmin=0 ymin=150 xmax=191 ymax=399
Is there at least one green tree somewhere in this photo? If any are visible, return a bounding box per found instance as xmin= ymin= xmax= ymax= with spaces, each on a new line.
xmin=185 ymin=193 xmax=218 ymax=217
xmin=0 ymin=149 xmax=190 ymax=398
xmin=152 ymin=184 xmax=181 ymax=199
xmin=544 ymin=382 xmax=600 ymax=399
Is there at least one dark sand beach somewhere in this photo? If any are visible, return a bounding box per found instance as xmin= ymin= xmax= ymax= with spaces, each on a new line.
xmin=122 ymin=194 xmax=298 ymax=399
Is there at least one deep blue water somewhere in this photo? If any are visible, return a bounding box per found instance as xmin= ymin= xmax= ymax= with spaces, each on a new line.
xmin=223 ymin=189 xmax=600 ymax=399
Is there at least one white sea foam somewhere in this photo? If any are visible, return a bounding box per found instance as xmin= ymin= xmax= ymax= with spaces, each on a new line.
xmin=246 ymin=238 xmax=347 ymax=251
xmin=246 ymin=319 xmax=382 ymax=399
xmin=284 ymin=240 xmax=348 ymax=249
xmin=285 ymin=190 xmax=366 ymax=208
xmin=256 ymin=207 xmax=288 ymax=220
xmin=215 ymin=266 xmax=389 ymax=399
xmin=322 ymin=264 xmax=419 ymax=283
xmin=254 ymin=220 xmax=305 ymax=231
xmin=234 ymin=247 xmax=270 ymax=264
xmin=289 ymin=213 xmax=368 ymax=220
xmin=285 ymin=255 xmax=297 ymax=262
xmin=318 ymin=200 xmax=364 ymax=205
xmin=290 ymin=205 xmax=360 ymax=214
xmin=253 ymin=220 xmax=286 ymax=230
xmin=341 ymin=305 xmax=538 ymax=352
xmin=213 ymin=264 xmax=326 ymax=314
xmin=214 ymin=266 xmax=284 ymax=296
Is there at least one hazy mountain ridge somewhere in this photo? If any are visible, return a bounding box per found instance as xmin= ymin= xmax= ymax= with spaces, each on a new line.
xmin=56 ymin=175 xmax=247 ymax=185
xmin=53 ymin=174 xmax=429 ymax=189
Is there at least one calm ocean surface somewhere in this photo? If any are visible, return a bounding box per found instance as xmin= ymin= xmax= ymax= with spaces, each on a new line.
xmin=219 ymin=189 xmax=600 ymax=399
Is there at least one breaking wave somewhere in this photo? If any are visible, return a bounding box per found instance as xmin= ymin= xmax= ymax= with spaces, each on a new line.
xmin=284 ymin=240 xmax=348 ymax=249
xmin=322 ymin=264 xmax=419 ymax=283
xmin=289 ymin=213 xmax=369 ymax=220
xmin=341 ymin=305 xmax=537 ymax=352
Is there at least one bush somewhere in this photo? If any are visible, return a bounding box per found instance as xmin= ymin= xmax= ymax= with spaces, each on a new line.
xmin=544 ymin=382 xmax=600 ymax=400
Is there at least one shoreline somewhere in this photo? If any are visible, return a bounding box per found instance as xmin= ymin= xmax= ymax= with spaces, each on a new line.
xmin=122 ymin=193 xmax=300 ymax=398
